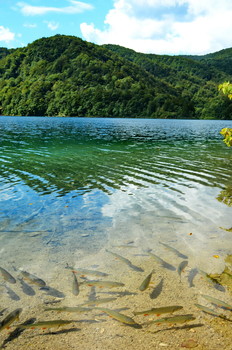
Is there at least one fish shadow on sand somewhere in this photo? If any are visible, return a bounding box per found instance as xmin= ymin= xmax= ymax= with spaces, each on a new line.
xmin=0 ymin=308 xmax=7 ymax=316
xmin=39 ymin=286 xmax=65 ymax=298
xmin=127 ymin=263 xmax=144 ymax=273
xmin=0 ymin=318 xmax=36 ymax=349
xmin=18 ymin=278 xmax=36 ymax=296
xmin=147 ymin=323 xmax=204 ymax=334
xmin=38 ymin=328 xmax=81 ymax=336
xmin=150 ymin=278 xmax=163 ymax=300
xmin=188 ymin=268 xmax=198 ymax=287
xmin=123 ymin=323 xmax=142 ymax=329
xmin=2 ymin=285 xmax=20 ymax=301
xmin=160 ymin=261 xmax=176 ymax=272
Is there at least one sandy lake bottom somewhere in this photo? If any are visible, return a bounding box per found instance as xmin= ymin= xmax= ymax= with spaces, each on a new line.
xmin=0 ymin=202 xmax=232 ymax=350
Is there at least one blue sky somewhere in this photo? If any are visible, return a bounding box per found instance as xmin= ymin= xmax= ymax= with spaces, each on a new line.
xmin=1 ymin=0 xmax=232 ymax=55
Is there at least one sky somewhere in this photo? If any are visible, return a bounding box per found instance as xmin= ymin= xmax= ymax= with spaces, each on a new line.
xmin=1 ymin=0 xmax=232 ymax=55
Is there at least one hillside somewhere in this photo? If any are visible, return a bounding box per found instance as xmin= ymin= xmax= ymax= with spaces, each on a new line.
xmin=0 ymin=35 xmax=232 ymax=119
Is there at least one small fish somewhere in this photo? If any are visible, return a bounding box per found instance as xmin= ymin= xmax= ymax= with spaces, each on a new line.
xmin=82 ymin=297 xmax=117 ymax=306
xmin=106 ymin=250 xmax=143 ymax=272
xmin=198 ymin=269 xmax=215 ymax=286
xmin=81 ymin=280 xmax=125 ymax=288
xmin=72 ymin=271 xmax=79 ymax=296
xmin=66 ymin=266 xmax=109 ymax=277
xmin=133 ymin=305 xmax=183 ymax=316
xmin=139 ymin=271 xmax=153 ymax=291
xmin=0 ymin=308 xmax=22 ymax=332
xmin=159 ymin=242 xmax=188 ymax=259
xmin=20 ymin=270 xmax=46 ymax=287
xmin=219 ymin=226 xmax=232 ymax=232
xmin=148 ymin=252 xmax=176 ymax=271
xmin=112 ymin=245 xmax=137 ymax=249
xmin=200 ymin=295 xmax=232 ymax=310
xmin=178 ymin=260 xmax=188 ymax=281
xmin=0 ymin=267 xmax=16 ymax=284
xmin=194 ymin=304 xmax=231 ymax=321
xmin=18 ymin=320 xmax=73 ymax=329
xmin=44 ymin=306 xmax=91 ymax=313
xmin=148 ymin=314 xmax=195 ymax=325
xmin=197 ymin=269 xmax=225 ymax=291
xmin=95 ymin=307 xmax=139 ymax=326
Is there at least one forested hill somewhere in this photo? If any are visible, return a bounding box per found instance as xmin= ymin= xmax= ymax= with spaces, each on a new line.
xmin=0 ymin=35 xmax=232 ymax=119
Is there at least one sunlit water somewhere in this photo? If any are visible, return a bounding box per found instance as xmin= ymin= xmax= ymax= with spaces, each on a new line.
xmin=0 ymin=116 xmax=232 ymax=348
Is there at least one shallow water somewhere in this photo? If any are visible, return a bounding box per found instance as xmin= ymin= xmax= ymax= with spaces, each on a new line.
xmin=0 ymin=116 xmax=232 ymax=349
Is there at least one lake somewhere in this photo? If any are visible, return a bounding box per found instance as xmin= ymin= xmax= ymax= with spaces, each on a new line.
xmin=0 ymin=116 xmax=232 ymax=349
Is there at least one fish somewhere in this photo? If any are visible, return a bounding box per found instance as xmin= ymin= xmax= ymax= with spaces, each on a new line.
xmin=133 ymin=305 xmax=183 ymax=316
xmin=1 ymin=317 xmax=36 ymax=349
xmin=178 ymin=260 xmax=188 ymax=281
xmin=219 ymin=226 xmax=232 ymax=232
xmin=200 ymin=295 xmax=232 ymax=310
xmin=0 ymin=267 xmax=16 ymax=284
xmin=20 ymin=270 xmax=46 ymax=287
xmin=44 ymin=306 xmax=91 ymax=313
xmin=81 ymin=297 xmax=117 ymax=306
xmin=194 ymin=304 xmax=231 ymax=321
xmin=147 ymin=252 xmax=176 ymax=271
xmin=139 ymin=271 xmax=153 ymax=291
xmin=159 ymin=242 xmax=188 ymax=259
xmin=148 ymin=314 xmax=195 ymax=325
xmin=0 ymin=308 xmax=22 ymax=332
xmin=18 ymin=320 xmax=74 ymax=329
xmin=95 ymin=307 xmax=139 ymax=326
xmin=198 ymin=269 xmax=225 ymax=291
xmin=66 ymin=266 xmax=109 ymax=277
xmin=81 ymin=280 xmax=125 ymax=288
xmin=105 ymin=249 xmax=143 ymax=272
xmin=72 ymin=271 xmax=79 ymax=296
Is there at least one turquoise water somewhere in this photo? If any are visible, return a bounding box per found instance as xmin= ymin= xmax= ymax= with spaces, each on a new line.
xmin=0 ymin=117 xmax=232 ymax=348
xmin=0 ymin=117 xmax=232 ymax=253
xmin=1 ymin=117 xmax=231 ymax=242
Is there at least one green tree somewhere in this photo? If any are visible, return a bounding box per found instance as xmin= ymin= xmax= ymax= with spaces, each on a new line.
xmin=218 ymin=82 xmax=232 ymax=146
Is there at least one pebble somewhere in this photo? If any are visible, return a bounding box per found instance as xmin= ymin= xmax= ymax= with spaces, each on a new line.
xmin=159 ymin=343 xmax=168 ymax=347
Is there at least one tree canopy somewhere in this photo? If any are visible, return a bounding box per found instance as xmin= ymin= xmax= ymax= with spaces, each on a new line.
xmin=0 ymin=35 xmax=232 ymax=119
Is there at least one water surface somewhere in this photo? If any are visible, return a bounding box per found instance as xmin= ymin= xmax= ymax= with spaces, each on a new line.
xmin=0 ymin=117 xmax=232 ymax=343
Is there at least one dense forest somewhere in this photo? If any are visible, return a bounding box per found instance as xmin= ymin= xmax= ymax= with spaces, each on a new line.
xmin=0 ymin=34 xmax=232 ymax=119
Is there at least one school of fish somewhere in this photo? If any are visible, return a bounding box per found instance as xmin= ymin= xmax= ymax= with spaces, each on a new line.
xmin=0 ymin=240 xmax=231 ymax=347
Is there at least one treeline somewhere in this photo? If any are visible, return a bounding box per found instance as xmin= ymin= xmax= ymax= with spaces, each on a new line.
xmin=0 ymin=34 xmax=232 ymax=119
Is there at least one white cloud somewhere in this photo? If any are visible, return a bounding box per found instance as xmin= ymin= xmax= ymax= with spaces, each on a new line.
xmin=80 ymin=0 xmax=232 ymax=55
xmin=0 ymin=26 xmax=15 ymax=43
xmin=17 ymin=0 xmax=93 ymax=16
xmin=44 ymin=21 xmax=60 ymax=31
xmin=23 ymin=23 xmax=37 ymax=28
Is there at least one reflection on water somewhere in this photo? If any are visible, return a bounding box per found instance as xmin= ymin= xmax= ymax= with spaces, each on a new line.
xmin=0 ymin=117 xmax=232 ymax=349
